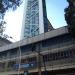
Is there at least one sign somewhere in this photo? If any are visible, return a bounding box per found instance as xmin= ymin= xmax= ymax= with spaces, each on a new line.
xmin=14 ymin=63 xmax=34 ymax=69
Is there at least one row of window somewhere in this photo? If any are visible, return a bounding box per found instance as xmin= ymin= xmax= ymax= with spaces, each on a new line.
xmin=0 ymin=46 xmax=75 ymax=61
xmin=42 ymin=34 xmax=75 ymax=49
xmin=0 ymin=35 xmax=75 ymax=59
xmin=0 ymin=49 xmax=75 ymax=71
xmin=20 ymin=49 xmax=75 ymax=64
xmin=43 ymin=49 xmax=75 ymax=62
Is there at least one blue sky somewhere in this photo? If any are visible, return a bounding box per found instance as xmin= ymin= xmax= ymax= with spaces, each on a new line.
xmin=46 ymin=0 xmax=68 ymax=28
xmin=4 ymin=0 xmax=68 ymax=41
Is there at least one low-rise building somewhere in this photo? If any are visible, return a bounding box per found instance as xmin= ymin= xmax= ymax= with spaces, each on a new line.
xmin=0 ymin=26 xmax=75 ymax=75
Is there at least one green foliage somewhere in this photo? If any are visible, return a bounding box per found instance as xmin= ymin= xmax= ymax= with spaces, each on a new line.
xmin=0 ymin=0 xmax=22 ymax=36
xmin=0 ymin=0 xmax=22 ymax=13
xmin=0 ymin=21 xmax=6 ymax=36
xmin=65 ymin=0 xmax=75 ymax=37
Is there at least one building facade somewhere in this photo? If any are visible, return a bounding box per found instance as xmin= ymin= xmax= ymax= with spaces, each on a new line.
xmin=21 ymin=0 xmax=53 ymax=39
xmin=0 ymin=26 xmax=75 ymax=75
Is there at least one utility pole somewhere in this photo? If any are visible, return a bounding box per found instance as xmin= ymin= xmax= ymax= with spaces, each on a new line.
xmin=37 ymin=43 xmax=41 ymax=75
xmin=18 ymin=42 xmax=21 ymax=75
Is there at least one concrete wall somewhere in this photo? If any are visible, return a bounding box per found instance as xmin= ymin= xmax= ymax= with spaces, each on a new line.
xmin=0 ymin=26 xmax=68 ymax=52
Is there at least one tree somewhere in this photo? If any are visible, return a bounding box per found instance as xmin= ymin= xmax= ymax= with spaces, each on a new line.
xmin=0 ymin=21 xmax=6 ymax=35
xmin=64 ymin=0 xmax=75 ymax=37
xmin=0 ymin=0 xmax=22 ymax=37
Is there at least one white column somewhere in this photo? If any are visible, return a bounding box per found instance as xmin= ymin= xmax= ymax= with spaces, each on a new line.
xmin=39 ymin=0 xmax=44 ymax=34
xmin=21 ymin=0 xmax=28 ymax=40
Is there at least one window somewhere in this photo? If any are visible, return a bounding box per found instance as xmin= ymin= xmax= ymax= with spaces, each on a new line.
xmin=27 ymin=57 xmax=36 ymax=63
xmin=9 ymin=49 xmax=17 ymax=58
xmin=42 ymin=34 xmax=75 ymax=49
xmin=0 ymin=51 xmax=7 ymax=59
xmin=43 ymin=49 xmax=75 ymax=62
xmin=21 ymin=45 xmax=32 ymax=54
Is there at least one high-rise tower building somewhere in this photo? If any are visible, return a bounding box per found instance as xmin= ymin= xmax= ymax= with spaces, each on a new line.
xmin=21 ymin=0 xmax=54 ymax=39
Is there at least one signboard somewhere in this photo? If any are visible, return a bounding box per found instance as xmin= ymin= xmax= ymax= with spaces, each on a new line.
xmin=14 ymin=63 xmax=34 ymax=69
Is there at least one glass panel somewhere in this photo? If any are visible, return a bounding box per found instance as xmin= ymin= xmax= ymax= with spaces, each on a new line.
xmin=24 ymin=0 xmax=39 ymax=38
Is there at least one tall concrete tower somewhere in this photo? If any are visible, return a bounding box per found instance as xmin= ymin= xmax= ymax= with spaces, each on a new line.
xmin=21 ymin=0 xmax=54 ymax=39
